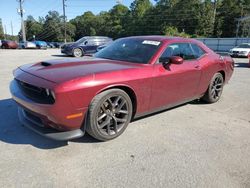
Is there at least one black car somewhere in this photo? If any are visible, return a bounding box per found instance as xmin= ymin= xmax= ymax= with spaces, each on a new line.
xmin=61 ymin=36 xmax=112 ymax=57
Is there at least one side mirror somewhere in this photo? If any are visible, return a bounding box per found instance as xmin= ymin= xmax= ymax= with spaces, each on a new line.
xmin=160 ymin=56 xmax=183 ymax=69
xmin=169 ymin=56 xmax=183 ymax=64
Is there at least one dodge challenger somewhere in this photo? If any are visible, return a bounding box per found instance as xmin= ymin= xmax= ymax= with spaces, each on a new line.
xmin=10 ymin=36 xmax=234 ymax=141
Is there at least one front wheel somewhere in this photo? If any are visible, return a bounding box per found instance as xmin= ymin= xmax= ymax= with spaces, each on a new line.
xmin=201 ymin=72 xmax=224 ymax=103
xmin=72 ymin=48 xmax=83 ymax=57
xmin=86 ymin=89 xmax=133 ymax=141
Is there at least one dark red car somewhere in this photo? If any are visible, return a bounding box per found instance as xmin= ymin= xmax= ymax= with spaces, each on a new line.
xmin=10 ymin=36 xmax=234 ymax=141
xmin=2 ymin=40 xmax=18 ymax=49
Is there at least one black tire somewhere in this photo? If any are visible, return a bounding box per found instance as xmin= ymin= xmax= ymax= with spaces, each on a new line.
xmin=72 ymin=48 xmax=83 ymax=57
xmin=86 ymin=89 xmax=133 ymax=141
xmin=201 ymin=72 xmax=224 ymax=103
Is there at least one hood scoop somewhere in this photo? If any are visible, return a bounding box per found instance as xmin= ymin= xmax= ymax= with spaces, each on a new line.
xmin=41 ymin=62 xmax=52 ymax=67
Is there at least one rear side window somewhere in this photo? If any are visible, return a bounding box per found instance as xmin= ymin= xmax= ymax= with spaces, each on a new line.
xmin=87 ymin=39 xmax=110 ymax=46
xmin=191 ymin=43 xmax=205 ymax=58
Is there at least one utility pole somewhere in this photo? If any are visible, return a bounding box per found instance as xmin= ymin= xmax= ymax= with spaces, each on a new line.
xmin=212 ymin=0 xmax=217 ymax=35
xmin=62 ymin=0 xmax=66 ymax=43
xmin=4 ymin=25 xmax=7 ymax=40
xmin=236 ymin=3 xmax=244 ymax=38
xmin=17 ymin=0 xmax=26 ymax=41
xmin=11 ymin=21 xmax=13 ymax=36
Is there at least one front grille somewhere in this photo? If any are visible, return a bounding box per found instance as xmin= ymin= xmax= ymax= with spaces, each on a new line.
xmin=16 ymin=79 xmax=55 ymax=104
xmin=233 ymin=51 xmax=239 ymax=53
xmin=24 ymin=110 xmax=43 ymax=127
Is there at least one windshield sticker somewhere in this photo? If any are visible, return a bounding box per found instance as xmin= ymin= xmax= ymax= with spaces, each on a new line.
xmin=142 ymin=40 xmax=160 ymax=46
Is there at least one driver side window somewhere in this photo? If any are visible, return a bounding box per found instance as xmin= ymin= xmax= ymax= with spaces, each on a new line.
xmin=159 ymin=43 xmax=196 ymax=62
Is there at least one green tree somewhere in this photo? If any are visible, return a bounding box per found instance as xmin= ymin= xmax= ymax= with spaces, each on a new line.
xmin=128 ymin=0 xmax=153 ymax=35
xmin=25 ymin=15 xmax=43 ymax=40
xmin=215 ymin=0 xmax=250 ymax=37
xmin=37 ymin=11 xmax=64 ymax=41
xmin=196 ymin=0 xmax=214 ymax=37
xmin=0 ymin=18 xmax=4 ymax=39
xmin=71 ymin=11 xmax=98 ymax=40
xmin=108 ymin=4 xmax=129 ymax=38
xmin=163 ymin=26 xmax=190 ymax=37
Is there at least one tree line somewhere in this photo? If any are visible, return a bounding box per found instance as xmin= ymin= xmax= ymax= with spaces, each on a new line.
xmin=1 ymin=0 xmax=250 ymax=42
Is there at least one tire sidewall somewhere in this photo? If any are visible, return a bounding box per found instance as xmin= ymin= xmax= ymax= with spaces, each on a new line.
xmin=207 ymin=73 xmax=224 ymax=103
xmin=73 ymin=48 xmax=83 ymax=57
xmin=88 ymin=89 xmax=133 ymax=141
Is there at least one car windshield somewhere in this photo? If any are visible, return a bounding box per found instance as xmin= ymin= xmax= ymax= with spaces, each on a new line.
xmin=75 ymin=37 xmax=86 ymax=44
xmin=237 ymin=44 xmax=250 ymax=48
xmin=94 ymin=38 xmax=161 ymax=64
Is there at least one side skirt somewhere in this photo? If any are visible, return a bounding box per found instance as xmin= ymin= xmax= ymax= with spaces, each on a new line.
xmin=133 ymin=96 xmax=202 ymax=120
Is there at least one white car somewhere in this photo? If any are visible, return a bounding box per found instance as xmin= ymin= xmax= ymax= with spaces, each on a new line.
xmin=19 ymin=41 xmax=36 ymax=49
xmin=229 ymin=43 xmax=250 ymax=57
xmin=0 ymin=40 xmax=2 ymax=48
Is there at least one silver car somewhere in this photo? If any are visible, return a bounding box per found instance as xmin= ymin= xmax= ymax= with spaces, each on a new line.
xmin=19 ymin=41 xmax=36 ymax=49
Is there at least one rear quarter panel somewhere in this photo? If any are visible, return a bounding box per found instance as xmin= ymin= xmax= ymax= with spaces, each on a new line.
xmin=197 ymin=53 xmax=233 ymax=95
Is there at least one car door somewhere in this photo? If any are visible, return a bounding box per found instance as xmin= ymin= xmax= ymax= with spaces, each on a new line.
xmin=85 ymin=39 xmax=99 ymax=53
xmin=149 ymin=43 xmax=202 ymax=110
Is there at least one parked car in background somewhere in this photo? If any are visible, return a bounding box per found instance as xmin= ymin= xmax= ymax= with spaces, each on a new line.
xmin=33 ymin=41 xmax=47 ymax=49
xmin=61 ymin=36 xmax=112 ymax=57
xmin=10 ymin=36 xmax=234 ymax=141
xmin=229 ymin=43 xmax=250 ymax=57
xmin=47 ymin=42 xmax=55 ymax=48
xmin=0 ymin=40 xmax=2 ymax=48
xmin=52 ymin=42 xmax=62 ymax=48
xmin=18 ymin=41 xmax=36 ymax=49
xmin=1 ymin=40 xmax=18 ymax=49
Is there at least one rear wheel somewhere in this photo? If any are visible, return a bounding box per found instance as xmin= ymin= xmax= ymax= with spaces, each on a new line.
xmin=86 ymin=89 xmax=133 ymax=141
xmin=73 ymin=48 xmax=83 ymax=57
xmin=201 ymin=72 xmax=224 ymax=103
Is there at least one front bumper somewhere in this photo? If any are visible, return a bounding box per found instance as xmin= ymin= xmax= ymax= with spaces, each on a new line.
xmin=37 ymin=45 xmax=47 ymax=49
xmin=18 ymin=107 xmax=84 ymax=141
xmin=61 ymin=47 xmax=72 ymax=55
xmin=10 ymin=78 xmax=86 ymax=141
xmin=230 ymin=52 xmax=249 ymax=57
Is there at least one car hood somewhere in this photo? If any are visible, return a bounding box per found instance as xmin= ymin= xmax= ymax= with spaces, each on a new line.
xmin=231 ymin=48 xmax=250 ymax=51
xmin=18 ymin=58 xmax=142 ymax=83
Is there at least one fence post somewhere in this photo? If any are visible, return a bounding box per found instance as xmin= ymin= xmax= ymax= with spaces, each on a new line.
xmin=217 ymin=38 xmax=220 ymax=51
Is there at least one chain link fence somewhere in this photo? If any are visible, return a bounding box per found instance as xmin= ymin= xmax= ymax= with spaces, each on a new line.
xmin=197 ymin=38 xmax=250 ymax=52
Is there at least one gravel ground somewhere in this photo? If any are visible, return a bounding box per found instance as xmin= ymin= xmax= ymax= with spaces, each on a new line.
xmin=0 ymin=49 xmax=250 ymax=188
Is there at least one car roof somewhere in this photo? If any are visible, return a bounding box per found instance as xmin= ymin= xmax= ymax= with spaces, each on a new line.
xmin=84 ymin=36 xmax=111 ymax=39
xmin=121 ymin=36 xmax=200 ymax=43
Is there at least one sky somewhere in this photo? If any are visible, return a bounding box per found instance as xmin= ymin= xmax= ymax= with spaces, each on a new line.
xmin=0 ymin=0 xmax=156 ymax=36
